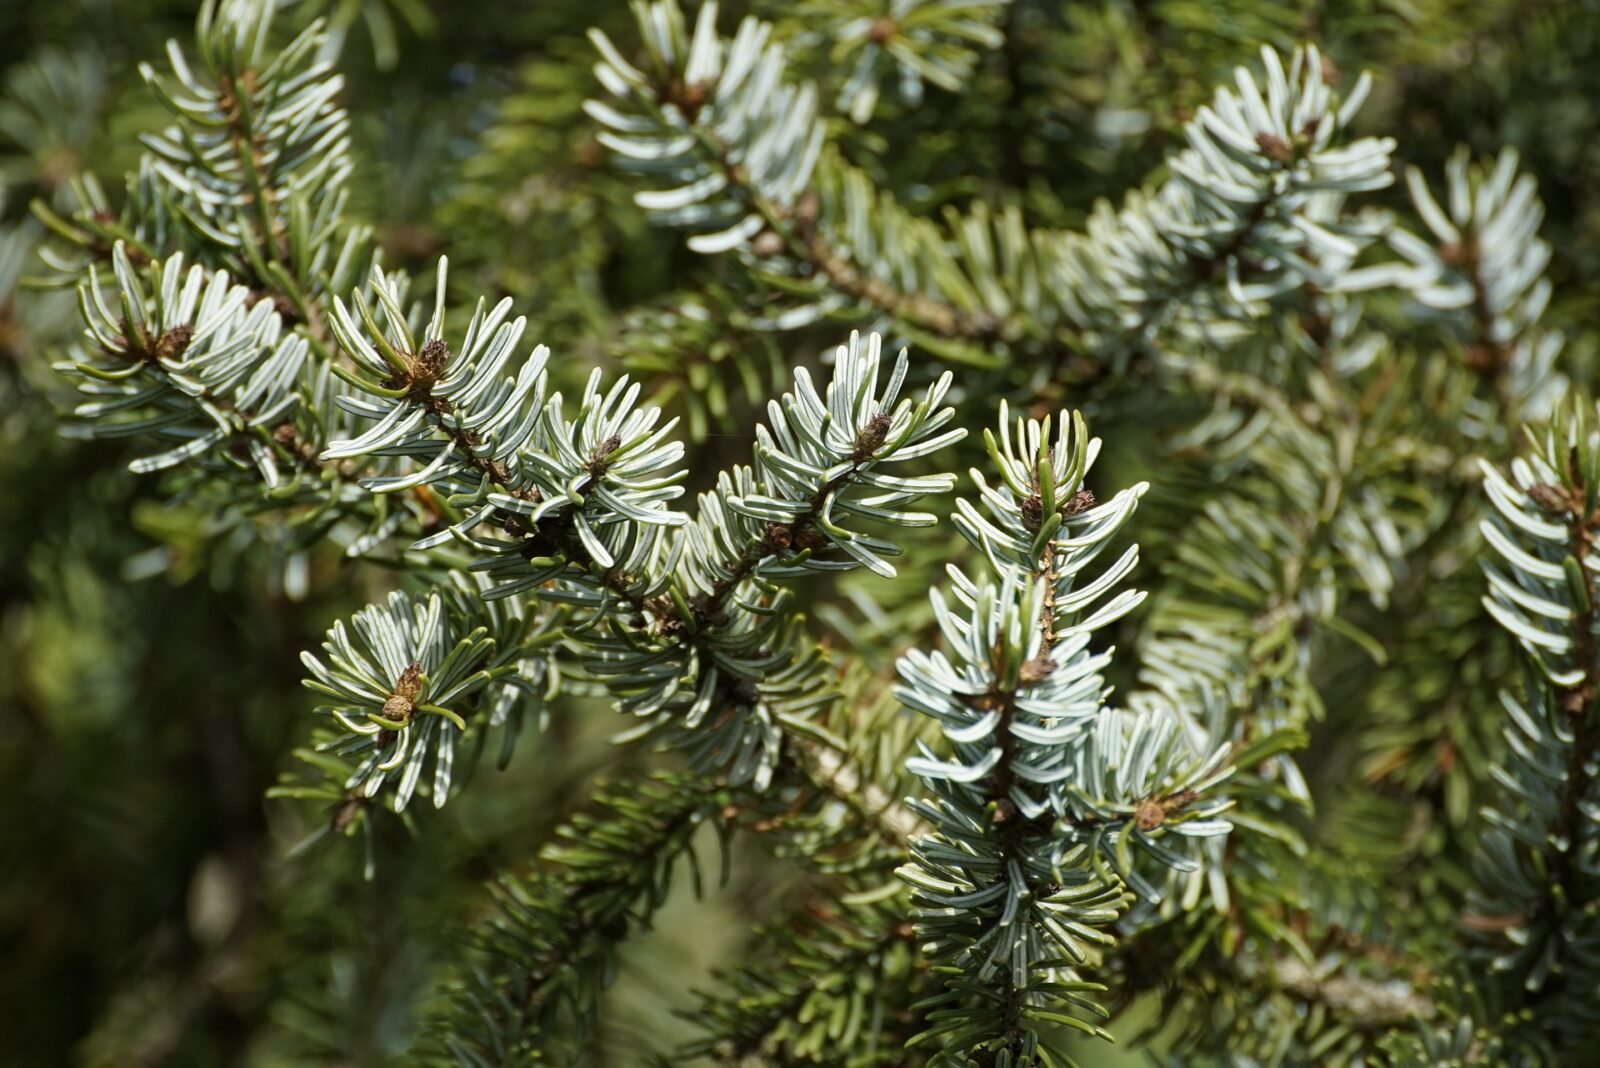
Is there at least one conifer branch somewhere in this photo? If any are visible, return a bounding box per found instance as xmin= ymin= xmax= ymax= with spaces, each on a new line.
xmin=1467 ymin=406 xmax=1600 ymax=1047
xmin=590 ymin=4 xmax=1395 ymax=370
xmin=677 ymin=894 xmax=925 ymax=1065
xmin=20 ymin=2 xmax=1596 ymax=1064
xmin=897 ymin=404 xmax=1232 ymax=1064
xmin=425 ymin=771 xmax=730 ymax=1065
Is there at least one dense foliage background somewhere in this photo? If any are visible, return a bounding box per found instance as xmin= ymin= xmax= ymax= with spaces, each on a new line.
xmin=2 ymin=1 xmax=1598 ymax=1064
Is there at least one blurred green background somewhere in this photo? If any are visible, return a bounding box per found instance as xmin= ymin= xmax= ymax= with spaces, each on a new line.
xmin=2 ymin=0 xmax=1598 ymax=1063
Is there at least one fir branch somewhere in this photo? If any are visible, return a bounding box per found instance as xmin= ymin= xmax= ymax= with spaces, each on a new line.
xmin=678 ymin=893 xmax=925 ymax=1065
xmin=896 ymin=404 xmax=1232 ymax=1064
xmin=23 ymin=3 xmax=1598 ymax=1064
xmin=1467 ymin=406 xmax=1600 ymax=1050
xmin=271 ymin=583 xmax=546 ymax=824
xmin=591 ymin=6 xmax=1395 ymax=370
xmin=424 ymin=770 xmax=731 ymax=1066
xmin=585 ymin=1 xmax=1066 ymax=363
xmin=1391 ymin=148 xmax=1565 ymax=418
xmin=62 ymin=242 xmax=318 ymax=484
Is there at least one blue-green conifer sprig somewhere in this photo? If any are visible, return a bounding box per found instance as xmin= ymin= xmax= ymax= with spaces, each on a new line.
xmin=586 ymin=6 xmax=1399 ymax=379
xmin=31 ymin=0 xmax=375 ymax=329
xmin=785 ymin=0 xmax=1012 ymax=124
xmin=324 ymin=258 xmax=551 ymax=491
xmin=1395 ymin=149 xmax=1551 ymax=343
xmin=1386 ymin=148 xmax=1566 ymax=419
xmin=895 ymin=404 xmax=1232 ymax=1064
xmin=587 ymin=0 xmax=824 ymax=255
xmin=30 ymin=2 xmax=394 ymax=588
xmin=323 ymin=256 xmax=690 ymax=602
xmin=1051 ymin=44 xmax=1394 ymax=351
xmin=296 ymin=587 xmax=529 ymax=814
xmin=581 ymin=330 xmax=962 ymax=789
xmin=141 ymin=6 xmax=347 ymax=211
xmin=139 ymin=1 xmax=356 ymax=294
xmin=724 ymin=330 xmax=962 ymax=580
xmin=1478 ymin=432 xmax=1594 ymax=685
xmin=586 ymin=0 xmax=1068 ymax=360
xmin=23 ymin=0 xmax=1600 ymax=1060
xmin=1466 ymin=405 xmax=1600 ymax=1042
xmin=64 ymin=243 xmax=310 ymax=482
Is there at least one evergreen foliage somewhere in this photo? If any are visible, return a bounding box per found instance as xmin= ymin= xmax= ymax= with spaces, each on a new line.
xmin=5 ymin=0 xmax=1600 ymax=1065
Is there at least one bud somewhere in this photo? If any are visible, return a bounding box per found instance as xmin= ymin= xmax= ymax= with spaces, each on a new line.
xmin=794 ymin=528 xmax=830 ymax=552
xmin=153 ymin=323 xmax=195 ymax=361
xmin=852 ymin=411 xmax=892 ymax=459
xmin=1135 ymin=800 xmax=1165 ymax=831
xmin=415 ymin=338 xmax=451 ymax=381
xmin=587 ymin=434 xmax=624 ymax=477
xmin=1256 ymin=131 xmax=1294 ymax=164
xmin=1021 ymin=493 xmax=1044 ymax=530
xmin=1019 ymin=656 xmax=1057 ymax=684
xmin=380 ymin=664 xmax=423 ymax=724
xmin=1439 ymin=240 xmax=1476 ymax=269
xmin=1062 ymin=489 xmax=1097 ymax=517
xmin=394 ymin=662 xmax=424 ymax=701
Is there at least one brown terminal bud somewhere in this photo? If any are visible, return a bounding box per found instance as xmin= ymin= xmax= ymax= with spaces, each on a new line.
xmin=153 ymin=324 xmax=194 ymax=361
xmin=764 ymin=523 xmax=793 ymax=551
xmin=415 ymin=338 xmax=450 ymax=379
xmin=1020 ymin=493 xmax=1044 ymax=531
xmin=1135 ymin=800 xmax=1165 ymax=832
xmin=1062 ymin=489 xmax=1097 ymax=517
xmin=794 ymin=190 xmax=820 ymax=227
xmin=332 ymin=795 xmax=366 ymax=833
xmin=1019 ymin=656 xmax=1058 ymax=684
xmin=853 ymin=411 xmax=892 ymax=459
xmin=679 ymin=80 xmax=709 ymax=113
xmin=658 ymin=78 xmax=710 ymax=119
xmin=1462 ymin=340 xmax=1498 ymax=376
xmin=588 ymin=434 xmax=623 ymax=477
xmin=867 ymin=17 xmax=897 ymax=44
xmin=1256 ymin=131 xmax=1294 ymax=164
xmin=1439 ymin=240 xmax=1476 ymax=269
xmin=394 ymin=662 xmax=424 ymax=702
xmin=380 ymin=664 xmax=423 ymax=725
